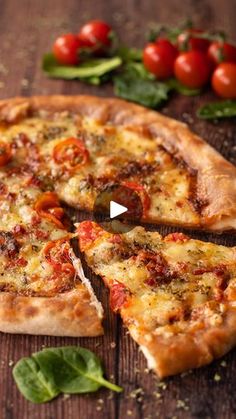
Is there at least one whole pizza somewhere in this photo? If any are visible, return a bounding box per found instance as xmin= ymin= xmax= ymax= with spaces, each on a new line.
xmin=0 ymin=95 xmax=235 ymax=377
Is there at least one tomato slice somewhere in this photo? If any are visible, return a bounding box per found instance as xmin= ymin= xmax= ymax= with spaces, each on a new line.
xmin=34 ymin=192 xmax=65 ymax=229
xmin=77 ymin=221 xmax=104 ymax=251
xmin=53 ymin=138 xmax=89 ymax=171
xmin=110 ymin=282 xmax=129 ymax=312
xmin=0 ymin=142 xmax=12 ymax=166
xmin=122 ymin=181 xmax=151 ymax=217
xmin=43 ymin=238 xmax=75 ymax=275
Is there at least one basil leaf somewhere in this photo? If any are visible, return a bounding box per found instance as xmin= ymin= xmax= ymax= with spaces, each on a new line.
xmin=114 ymin=63 xmax=170 ymax=108
xmin=197 ymin=100 xmax=236 ymax=119
xmin=116 ymin=46 xmax=142 ymax=62
xmin=168 ymin=79 xmax=201 ymax=96
xmin=42 ymin=53 xmax=122 ymax=80
xmin=13 ymin=357 xmax=59 ymax=403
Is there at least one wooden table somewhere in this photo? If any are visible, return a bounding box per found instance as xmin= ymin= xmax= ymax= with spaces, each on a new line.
xmin=0 ymin=0 xmax=236 ymax=418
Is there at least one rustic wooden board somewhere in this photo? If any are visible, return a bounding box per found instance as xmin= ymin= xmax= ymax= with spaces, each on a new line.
xmin=0 ymin=0 xmax=236 ymax=418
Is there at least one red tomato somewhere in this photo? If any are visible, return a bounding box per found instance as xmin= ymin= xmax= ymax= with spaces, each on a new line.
xmin=156 ymin=38 xmax=178 ymax=57
xmin=174 ymin=51 xmax=211 ymax=88
xmin=78 ymin=20 xmax=112 ymax=52
xmin=53 ymin=33 xmax=80 ymax=65
xmin=208 ymin=42 xmax=236 ymax=65
xmin=122 ymin=181 xmax=151 ymax=217
xmin=164 ymin=232 xmax=189 ymax=242
xmin=212 ymin=62 xmax=236 ymax=98
xmin=43 ymin=239 xmax=75 ymax=275
xmin=34 ymin=192 xmax=65 ymax=229
xmin=143 ymin=42 xmax=177 ymax=79
xmin=177 ymin=29 xmax=210 ymax=52
xmin=53 ymin=138 xmax=89 ymax=171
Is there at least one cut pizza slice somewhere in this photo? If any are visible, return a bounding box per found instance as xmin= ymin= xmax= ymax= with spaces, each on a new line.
xmin=0 ymin=96 xmax=236 ymax=231
xmin=0 ymin=171 xmax=103 ymax=336
xmin=77 ymin=220 xmax=236 ymax=377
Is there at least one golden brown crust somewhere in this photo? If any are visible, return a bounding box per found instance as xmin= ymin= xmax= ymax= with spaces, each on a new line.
xmin=0 ymin=95 xmax=235 ymax=231
xmin=0 ymin=286 xmax=103 ymax=337
xmin=128 ymin=306 xmax=236 ymax=378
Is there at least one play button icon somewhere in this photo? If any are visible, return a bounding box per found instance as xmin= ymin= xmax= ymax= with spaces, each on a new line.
xmin=110 ymin=201 xmax=128 ymax=219
xmin=93 ymin=183 xmax=143 ymax=233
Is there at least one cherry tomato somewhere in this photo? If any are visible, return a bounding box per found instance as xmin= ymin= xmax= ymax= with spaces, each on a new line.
xmin=208 ymin=42 xmax=236 ymax=66
xmin=53 ymin=138 xmax=89 ymax=171
xmin=53 ymin=33 xmax=80 ymax=65
xmin=174 ymin=51 xmax=211 ymax=88
xmin=77 ymin=221 xmax=103 ymax=251
xmin=143 ymin=41 xmax=177 ymax=79
xmin=122 ymin=181 xmax=151 ymax=217
xmin=212 ymin=62 xmax=236 ymax=98
xmin=156 ymin=38 xmax=178 ymax=57
xmin=34 ymin=192 xmax=65 ymax=229
xmin=78 ymin=20 xmax=112 ymax=52
xmin=177 ymin=29 xmax=210 ymax=52
xmin=43 ymin=239 xmax=75 ymax=275
xmin=0 ymin=142 xmax=12 ymax=166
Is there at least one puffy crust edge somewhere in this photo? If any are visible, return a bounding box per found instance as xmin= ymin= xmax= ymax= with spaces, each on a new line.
xmin=0 ymin=95 xmax=236 ymax=231
xmin=0 ymin=287 xmax=104 ymax=337
xmin=127 ymin=306 xmax=236 ymax=378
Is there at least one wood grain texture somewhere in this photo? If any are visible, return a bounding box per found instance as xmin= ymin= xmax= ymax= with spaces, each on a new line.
xmin=0 ymin=0 xmax=236 ymax=418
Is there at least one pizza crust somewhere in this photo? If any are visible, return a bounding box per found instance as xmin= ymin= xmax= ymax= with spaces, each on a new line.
xmin=128 ymin=307 xmax=236 ymax=378
xmin=0 ymin=95 xmax=235 ymax=231
xmin=0 ymin=286 xmax=103 ymax=337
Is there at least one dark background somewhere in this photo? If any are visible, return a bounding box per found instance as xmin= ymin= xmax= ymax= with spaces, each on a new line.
xmin=0 ymin=1 xmax=236 ymax=418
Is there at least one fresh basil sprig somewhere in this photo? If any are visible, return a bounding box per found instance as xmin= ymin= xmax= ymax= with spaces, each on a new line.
xmin=197 ymin=100 xmax=236 ymax=119
xmin=42 ymin=53 xmax=122 ymax=84
xmin=13 ymin=346 xmax=122 ymax=403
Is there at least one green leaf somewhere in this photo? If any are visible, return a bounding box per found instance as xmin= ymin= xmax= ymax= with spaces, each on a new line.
xmin=116 ymin=46 xmax=142 ymax=62
xmin=12 ymin=357 xmax=59 ymax=403
xmin=168 ymin=79 xmax=201 ymax=96
xmin=42 ymin=53 xmax=122 ymax=80
xmin=197 ymin=100 xmax=236 ymax=119
xmin=114 ymin=71 xmax=170 ymax=108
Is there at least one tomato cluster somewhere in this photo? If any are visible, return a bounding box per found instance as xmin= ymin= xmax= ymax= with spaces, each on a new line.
xmin=53 ymin=20 xmax=112 ymax=65
xmin=143 ymin=28 xmax=236 ymax=98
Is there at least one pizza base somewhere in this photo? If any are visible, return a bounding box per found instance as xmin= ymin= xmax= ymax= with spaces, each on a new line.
xmin=0 ymin=95 xmax=236 ymax=231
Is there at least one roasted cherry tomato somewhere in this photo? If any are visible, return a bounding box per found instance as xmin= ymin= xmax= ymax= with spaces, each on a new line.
xmin=110 ymin=282 xmax=128 ymax=312
xmin=43 ymin=239 xmax=75 ymax=275
xmin=77 ymin=221 xmax=103 ymax=251
xmin=0 ymin=142 xmax=12 ymax=166
xmin=34 ymin=192 xmax=65 ymax=229
xmin=177 ymin=29 xmax=210 ymax=52
xmin=122 ymin=181 xmax=151 ymax=217
xmin=143 ymin=41 xmax=177 ymax=79
xmin=208 ymin=42 xmax=236 ymax=66
xmin=174 ymin=51 xmax=211 ymax=88
xmin=78 ymin=20 xmax=112 ymax=52
xmin=53 ymin=33 xmax=80 ymax=65
xmin=212 ymin=62 xmax=236 ymax=98
xmin=53 ymin=138 xmax=89 ymax=170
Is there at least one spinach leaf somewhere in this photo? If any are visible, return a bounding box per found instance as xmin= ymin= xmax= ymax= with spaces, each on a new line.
xmin=34 ymin=347 xmax=122 ymax=393
xmin=12 ymin=357 xmax=59 ymax=403
xmin=197 ymin=100 xmax=236 ymax=119
xmin=42 ymin=53 xmax=122 ymax=82
xmin=168 ymin=79 xmax=201 ymax=96
xmin=114 ymin=63 xmax=170 ymax=108
xmin=13 ymin=346 xmax=122 ymax=403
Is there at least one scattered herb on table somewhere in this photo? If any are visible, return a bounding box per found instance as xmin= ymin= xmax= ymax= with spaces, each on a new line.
xmin=197 ymin=100 xmax=236 ymax=119
xmin=13 ymin=346 xmax=122 ymax=403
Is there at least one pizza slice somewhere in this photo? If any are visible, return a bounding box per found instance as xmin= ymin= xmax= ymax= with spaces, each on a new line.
xmin=0 ymin=95 xmax=235 ymax=231
xmin=77 ymin=220 xmax=236 ymax=377
xmin=0 ymin=170 xmax=103 ymax=336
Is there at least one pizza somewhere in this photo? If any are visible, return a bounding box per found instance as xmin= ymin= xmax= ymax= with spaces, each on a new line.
xmin=0 ymin=167 xmax=103 ymax=336
xmin=78 ymin=220 xmax=236 ymax=377
xmin=0 ymin=95 xmax=235 ymax=231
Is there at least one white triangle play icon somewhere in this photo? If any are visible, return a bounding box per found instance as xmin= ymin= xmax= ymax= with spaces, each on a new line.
xmin=110 ymin=201 xmax=128 ymax=219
